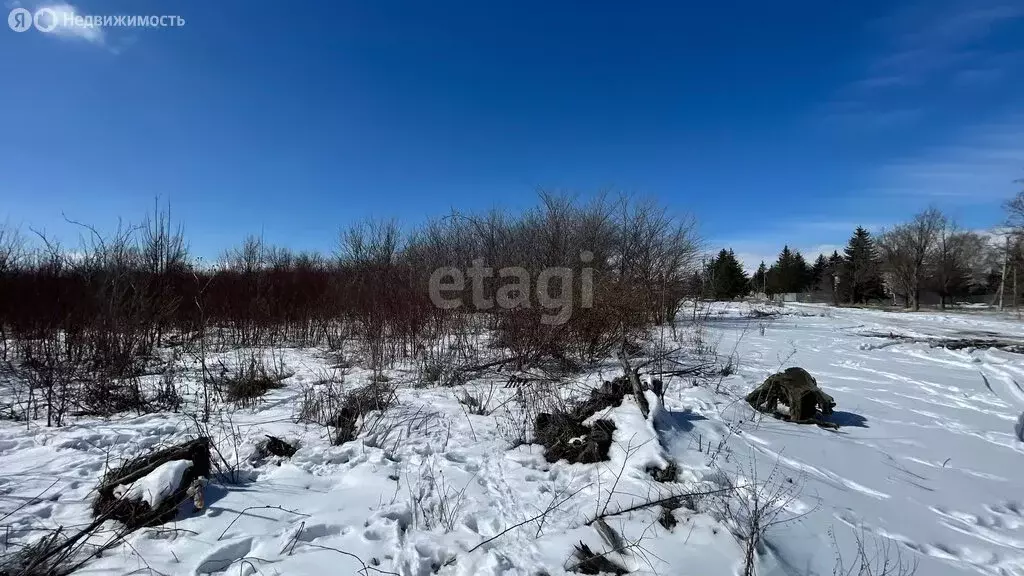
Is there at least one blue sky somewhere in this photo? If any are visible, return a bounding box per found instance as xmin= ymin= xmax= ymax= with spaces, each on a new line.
xmin=1 ymin=0 xmax=1022 ymax=269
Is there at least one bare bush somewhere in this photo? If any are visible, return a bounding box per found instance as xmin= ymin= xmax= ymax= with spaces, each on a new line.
xmin=297 ymin=368 xmax=348 ymax=426
xmin=151 ymin=361 xmax=184 ymax=412
xmin=457 ymin=382 xmax=497 ymax=415
xmin=215 ymin=350 xmax=292 ymax=408
xmin=707 ymin=457 xmax=805 ymax=576
xmin=0 ymin=523 xmax=101 ymax=576
xmin=297 ymin=375 xmax=399 ymax=446
xmin=410 ymin=466 xmax=472 ymax=533
xmin=188 ymin=412 xmax=244 ymax=484
xmin=1 ymin=194 xmax=701 ymax=428
xmin=831 ymin=527 xmax=918 ymax=576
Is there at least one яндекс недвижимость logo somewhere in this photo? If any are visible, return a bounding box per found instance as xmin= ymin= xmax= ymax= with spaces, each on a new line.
xmin=8 ymin=6 xmax=185 ymax=33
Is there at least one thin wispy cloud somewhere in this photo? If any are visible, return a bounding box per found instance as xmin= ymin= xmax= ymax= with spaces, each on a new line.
xmin=35 ymin=3 xmax=104 ymax=44
xmin=952 ymin=67 xmax=1004 ymax=87
xmin=821 ymin=0 xmax=1023 ymax=126
xmin=817 ymin=103 xmax=925 ymax=130
xmin=869 ymin=115 xmax=1024 ymax=200
xmin=866 ymin=0 xmax=1021 ymax=85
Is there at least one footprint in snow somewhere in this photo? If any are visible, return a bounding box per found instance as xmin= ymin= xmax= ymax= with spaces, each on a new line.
xmin=294 ymin=523 xmax=345 ymax=542
xmin=444 ymin=451 xmax=467 ymax=463
xmin=193 ymin=537 xmax=254 ymax=575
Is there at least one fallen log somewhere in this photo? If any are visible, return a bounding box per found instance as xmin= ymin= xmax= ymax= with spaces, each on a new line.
xmin=92 ymin=437 xmax=211 ymax=529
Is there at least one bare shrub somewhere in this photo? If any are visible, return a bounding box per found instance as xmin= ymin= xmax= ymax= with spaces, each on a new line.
xmin=712 ymin=458 xmax=806 ymax=576
xmin=296 ymin=368 xmax=347 ymax=426
xmin=0 ymin=524 xmax=100 ymax=576
xmin=216 ymin=350 xmax=292 ymax=408
xmin=410 ymin=466 xmax=472 ymax=533
xmin=78 ymin=377 xmax=148 ymax=417
xmin=297 ymin=377 xmax=399 ymax=446
xmin=831 ymin=527 xmax=918 ymax=576
xmin=418 ymin=350 xmax=467 ymax=387
xmin=151 ymin=364 xmax=184 ymax=412
xmin=456 ymin=382 xmax=497 ymax=415
xmin=0 ymin=194 xmax=703 ymax=429
xmin=496 ymin=403 xmax=534 ymax=448
xmin=188 ymin=412 xmax=244 ymax=484
xmin=334 ymin=382 xmax=400 ymax=445
xmin=684 ymin=320 xmax=720 ymax=359
xmin=496 ymin=381 xmax=570 ymax=448
xmin=421 ymin=358 xmax=445 ymax=384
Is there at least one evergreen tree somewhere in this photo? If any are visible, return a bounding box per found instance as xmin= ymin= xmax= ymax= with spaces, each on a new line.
xmin=827 ymin=251 xmax=844 ymax=305
xmin=811 ymin=254 xmax=828 ymax=291
xmin=707 ymin=249 xmax=749 ymax=299
xmin=792 ymin=251 xmax=812 ymax=292
xmin=767 ymin=246 xmax=813 ymax=294
xmin=750 ymin=261 xmax=768 ymax=294
xmin=841 ymin=227 xmax=884 ymax=303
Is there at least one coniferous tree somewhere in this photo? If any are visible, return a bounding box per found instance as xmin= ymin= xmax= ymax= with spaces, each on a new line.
xmin=811 ymin=254 xmax=828 ymax=291
xmin=706 ymin=249 xmax=749 ymax=299
xmin=792 ymin=251 xmax=812 ymax=292
xmin=766 ymin=247 xmax=788 ymax=295
xmin=767 ymin=246 xmax=814 ymax=294
xmin=750 ymin=261 xmax=768 ymax=295
xmin=841 ymin=227 xmax=884 ymax=303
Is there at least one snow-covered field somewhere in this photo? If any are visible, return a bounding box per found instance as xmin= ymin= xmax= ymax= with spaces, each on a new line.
xmin=3 ymin=303 xmax=1024 ymax=575
xmin=675 ymin=304 xmax=1024 ymax=576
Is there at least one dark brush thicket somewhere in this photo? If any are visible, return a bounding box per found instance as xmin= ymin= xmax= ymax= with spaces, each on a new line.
xmin=0 ymin=194 xmax=700 ymax=425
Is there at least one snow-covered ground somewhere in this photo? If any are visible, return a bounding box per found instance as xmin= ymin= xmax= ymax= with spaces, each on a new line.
xmin=2 ymin=303 xmax=1024 ymax=575
xmin=669 ymin=303 xmax=1024 ymax=576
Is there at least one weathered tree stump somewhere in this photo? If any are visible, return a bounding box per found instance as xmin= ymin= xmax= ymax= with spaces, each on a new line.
xmin=746 ymin=367 xmax=836 ymax=425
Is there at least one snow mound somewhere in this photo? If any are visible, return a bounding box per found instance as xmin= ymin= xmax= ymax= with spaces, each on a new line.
xmin=113 ymin=459 xmax=193 ymax=509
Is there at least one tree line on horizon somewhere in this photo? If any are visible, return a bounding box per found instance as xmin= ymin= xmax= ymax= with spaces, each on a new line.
xmin=704 ymin=202 xmax=1024 ymax=310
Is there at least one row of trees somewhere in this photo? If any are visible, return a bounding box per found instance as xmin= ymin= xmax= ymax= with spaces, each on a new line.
xmin=0 ymin=192 xmax=701 ymax=378
xmin=704 ymin=228 xmax=885 ymax=301
xmin=706 ymin=208 xmax=1013 ymax=309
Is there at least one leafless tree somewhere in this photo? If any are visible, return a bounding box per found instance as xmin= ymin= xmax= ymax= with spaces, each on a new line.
xmin=0 ymin=222 xmax=23 ymax=273
xmin=1004 ymin=188 xmax=1024 ymax=231
xmin=878 ymin=208 xmax=943 ymax=311
xmin=337 ymin=218 xmax=401 ymax=266
xmin=929 ymin=219 xmax=975 ymax=309
xmin=222 ymin=234 xmax=266 ymax=273
xmin=0 ymin=223 xmax=24 ymax=360
xmin=961 ymin=232 xmax=1000 ymax=292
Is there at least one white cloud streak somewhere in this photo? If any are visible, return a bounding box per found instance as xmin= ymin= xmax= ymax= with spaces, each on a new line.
xmin=869 ymin=116 xmax=1024 ymax=200
xmin=821 ymin=0 xmax=1022 ymax=126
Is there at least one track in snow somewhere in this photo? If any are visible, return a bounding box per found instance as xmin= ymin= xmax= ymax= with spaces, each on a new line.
xmin=667 ymin=303 xmax=1024 ymax=576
